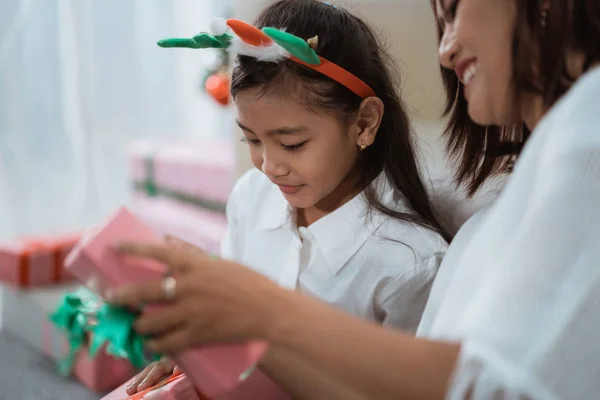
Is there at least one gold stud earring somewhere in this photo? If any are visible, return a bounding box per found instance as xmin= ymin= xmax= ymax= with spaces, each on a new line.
xmin=540 ymin=0 xmax=550 ymax=27
xmin=541 ymin=9 xmax=548 ymax=27
xmin=359 ymin=142 xmax=367 ymax=151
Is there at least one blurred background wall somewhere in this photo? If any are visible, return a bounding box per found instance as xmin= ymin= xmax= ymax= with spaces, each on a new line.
xmin=0 ymin=0 xmax=474 ymax=241
xmin=0 ymin=0 xmax=232 ymax=239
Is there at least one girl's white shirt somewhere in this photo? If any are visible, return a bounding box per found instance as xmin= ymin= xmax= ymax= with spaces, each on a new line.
xmin=222 ymin=170 xmax=448 ymax=331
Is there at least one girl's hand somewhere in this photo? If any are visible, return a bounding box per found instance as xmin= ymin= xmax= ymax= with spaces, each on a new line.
xmin=125 ymin=358 xmax=180 ymax=394
xmin=108 ymin=237 xmax=289 ymax=353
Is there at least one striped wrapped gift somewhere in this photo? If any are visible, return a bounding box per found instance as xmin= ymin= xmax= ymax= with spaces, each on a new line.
xmin=127 ymin=139 xmax=234 ymax=216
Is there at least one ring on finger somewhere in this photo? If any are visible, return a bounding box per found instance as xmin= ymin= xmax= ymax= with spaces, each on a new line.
xmin=162 ymin=276 xmax=177 ymax=301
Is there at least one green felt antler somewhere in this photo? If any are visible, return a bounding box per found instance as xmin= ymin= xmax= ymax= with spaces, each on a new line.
xmin=262 ymin=28 xmax=321 ymax=65
xmin=157 ymin=32 xmax=233 ymax=49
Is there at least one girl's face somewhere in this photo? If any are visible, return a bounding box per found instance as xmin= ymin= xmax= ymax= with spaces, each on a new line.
xmin=235 ymin=90 xmax=372 ymax=212
xmin=436 ymin=0 xmax=519 ymax=125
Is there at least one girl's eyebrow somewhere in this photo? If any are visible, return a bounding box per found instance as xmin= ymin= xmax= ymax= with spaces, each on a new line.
xmin=236 ymin=120 xmax=309 ymax=135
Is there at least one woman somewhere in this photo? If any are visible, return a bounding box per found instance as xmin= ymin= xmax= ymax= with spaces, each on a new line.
xmin=110 ymin=0 xmax=600 ymax=398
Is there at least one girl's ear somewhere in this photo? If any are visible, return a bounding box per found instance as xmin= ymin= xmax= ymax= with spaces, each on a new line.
xmin=352 ymin=97 xmax=384 ymax=149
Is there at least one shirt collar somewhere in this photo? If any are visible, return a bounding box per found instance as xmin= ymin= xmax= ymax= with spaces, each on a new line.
xmin=256 ymin=176 xmax=404 ymax=275
xmin=308 ymin=190 xmax=388 ymax=275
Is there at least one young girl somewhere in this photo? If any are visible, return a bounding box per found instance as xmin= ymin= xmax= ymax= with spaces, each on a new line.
xmin=126 ymin=0 xmax=448 ymax=395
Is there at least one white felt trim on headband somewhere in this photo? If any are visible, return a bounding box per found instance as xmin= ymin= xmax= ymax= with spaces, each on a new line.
xmin=228 ymin=36 xmax=290 ymax=63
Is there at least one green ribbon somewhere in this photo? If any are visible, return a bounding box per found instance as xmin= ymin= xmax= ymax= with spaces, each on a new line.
xmin=50 ymin=288 xmax=94 ymax=375
xmin=134 ymin=181 xmax=227 ymax=214
xmin=89 ymin=303 xmax=160 ymax=369
xmin=50 ymin=289 xmax=159 ymax=375
xmin=143 ymin=156 xmax=158 ymax=197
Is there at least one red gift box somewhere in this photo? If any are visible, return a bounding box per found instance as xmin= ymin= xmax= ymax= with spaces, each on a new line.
xmin=0 ymin=233 xmax=79 ymax=287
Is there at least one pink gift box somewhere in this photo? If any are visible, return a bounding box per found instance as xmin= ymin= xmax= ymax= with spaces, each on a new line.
xmin=102 ymin=372 xmax=201 ymax=400
xmin=102 ymin=370 xmax=290 ymax=400
xmin=127 ymin=139 xmax=234 ymax=208
xmin=63 ymin=209 xmax=165 ymax=299
xmin=0 ymin=283 xmax=136 ymax=392
xmin=72 ymin=343 xmax=137 ymax=393
xmin=0 ymin=233 xmax=79 ymax=287
xmin=65 ymin=208 xmax=274 ymax=398
xmin=132 ymin=194 xmax=227 ymax=256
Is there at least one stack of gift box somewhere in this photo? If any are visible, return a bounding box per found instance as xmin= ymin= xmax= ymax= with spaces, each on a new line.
xmin=0 ymin=138 xmax=290 ymax=399
xmin=0 ymin=233 xmax=137 ymax=393
xmin=66 ymin=208 xmax=289 ymax=400
xmin=126 ymin=138 xmax=234 ymax=255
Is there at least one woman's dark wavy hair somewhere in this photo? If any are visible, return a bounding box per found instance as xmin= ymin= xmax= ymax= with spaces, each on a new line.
xmin=231 ymin=0 xmax=450 ymax=241
xmin=432 ymin=0 xmax=600 ymax=195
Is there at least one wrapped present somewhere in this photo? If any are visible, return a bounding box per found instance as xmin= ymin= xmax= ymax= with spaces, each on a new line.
xmin=102 ymin=370 xmax=203 ymax=400
xmin=65 ymin=207 xmax=275 ymax=399
xmin=0 ymin=283 xmax=136 ymax=392
xmin=127 ymin=139 xmax=234 ymax=215
xmin=62 ymin=210 xmax=165 ymax=299
xmin=132 ymin=194 xmax=226 ymax=256
xmin=103 ymin=370 xmax=290 ymax=400
xmin=0 ymin=233 xmax=79 ymax=287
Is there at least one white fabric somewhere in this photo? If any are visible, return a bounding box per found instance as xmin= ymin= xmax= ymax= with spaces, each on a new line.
xmin=0 ymin=0 xmax=231 ymax=241
xmin=414 ymin=119 xmax=507 ymax=236
xmin=429 ymin=172 xmax=506 ymax=236
xmin=418 ymin=66 xmax=600 ymax=399
xmin=222 ymin=169 xmax=448 ymax=331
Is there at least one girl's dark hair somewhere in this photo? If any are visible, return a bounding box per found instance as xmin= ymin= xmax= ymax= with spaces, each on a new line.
xmin=231 ymin=0 xmax=450 ymax=241
xmin=432 ymin=0 xmax=600 ymax=196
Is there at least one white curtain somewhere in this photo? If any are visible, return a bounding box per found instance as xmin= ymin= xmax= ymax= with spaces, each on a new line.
xmin=0 ymin=0 xmax=232 ymax=241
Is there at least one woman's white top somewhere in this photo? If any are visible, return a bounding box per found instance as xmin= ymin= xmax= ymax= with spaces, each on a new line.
xmin=222 ymin=169 xmax=448 ymax=331
xmin=418 ymin=66 xmax=600 ymax=399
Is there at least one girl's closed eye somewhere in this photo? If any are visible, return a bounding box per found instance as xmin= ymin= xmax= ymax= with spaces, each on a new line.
xmin=240 ymin=137 xmax=261 ymax=146
xmin=282 ymin=141 xmax=307 ymax=152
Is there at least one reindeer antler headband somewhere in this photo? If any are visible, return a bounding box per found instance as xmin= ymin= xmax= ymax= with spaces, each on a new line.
xmin=158 ymin=18 xmax=376 ymax=99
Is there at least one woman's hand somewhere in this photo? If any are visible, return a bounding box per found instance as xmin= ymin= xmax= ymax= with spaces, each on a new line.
xmin=109 ymin=238 xmax=458 ymax=400
xmin=125 ymin=358 xmax=180 ymax=394
xmin=108 ymin=237 xmax=290 ymax=353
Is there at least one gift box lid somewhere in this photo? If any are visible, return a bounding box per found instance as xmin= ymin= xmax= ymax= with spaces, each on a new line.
xmin=64 ymin=208 xmax=166 ymax=296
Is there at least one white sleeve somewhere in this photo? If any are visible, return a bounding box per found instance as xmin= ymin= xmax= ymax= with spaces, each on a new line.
xmin=377 ymin=254 xmax=443 ymax=332
xmin=219 ymin=173 xmax=248 ymax=262
xmin=447 ymin=98 xmax=600 ymax=399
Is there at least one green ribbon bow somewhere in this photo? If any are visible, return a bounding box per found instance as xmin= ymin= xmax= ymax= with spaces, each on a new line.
xmin=50 ymin=289 xmax=159 ymax=375
xmin=89 ymin=303 xmax=160 ymax=369
xmin=50 ymin=288 xmax=94 ymax=375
